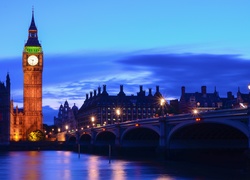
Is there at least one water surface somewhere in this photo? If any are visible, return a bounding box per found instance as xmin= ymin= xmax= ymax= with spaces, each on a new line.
xmin=0 ymin=151 xmax=249 ymax=179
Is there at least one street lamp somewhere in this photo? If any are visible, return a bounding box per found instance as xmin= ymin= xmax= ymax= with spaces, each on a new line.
xmin=65 ymin=125 xmax=68 ymax=132
xmin=58 ymin=128 xmax=61 ymax=133
xmin=160 ymin=98 xmax=165 ymax=117
xmin=193 ymin=109 xmax=201 ymax=121
xmin=91 ymin=116 xmax=95 ymax=127
xmin=160 ymin=98 xmax=165 ymax=106
xmin=193 ymin=109 xmax=198 ymax=115
xmin=248 ymin=84 xmax=250 ymax=108
xmin=116 ymin=108 xmax=121 ymax=123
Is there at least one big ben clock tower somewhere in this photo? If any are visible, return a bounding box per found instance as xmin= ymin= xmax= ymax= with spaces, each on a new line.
xmin=22 ymin=10 xmax=43 ymax=140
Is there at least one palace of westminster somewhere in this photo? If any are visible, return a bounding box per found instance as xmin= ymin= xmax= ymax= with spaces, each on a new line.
xmin=1 ymin=12 xmax=250 ymax=144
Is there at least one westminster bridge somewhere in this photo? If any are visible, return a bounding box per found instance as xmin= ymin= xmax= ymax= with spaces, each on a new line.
xmin=63 ymin=108 xmax=250 ymax=157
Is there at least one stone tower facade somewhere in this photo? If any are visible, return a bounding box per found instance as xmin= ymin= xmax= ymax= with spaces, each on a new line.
xmin=10 ymin=10 xmax=43 ymax=141
xmin=22 ymin=10 xmax=43 ymax=140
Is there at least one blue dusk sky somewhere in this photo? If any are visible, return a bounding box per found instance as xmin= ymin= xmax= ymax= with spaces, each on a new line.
xmin=0 ymin=1 xmax=250 ymax=125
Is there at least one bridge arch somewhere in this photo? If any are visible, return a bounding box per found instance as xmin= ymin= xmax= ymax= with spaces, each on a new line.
xmin=95 ymin=131 xmax=116 ymax=146
xmin=121 ymin=125 xmax=160 ymax=140
xmin=79 ymin=133 xmax=92 ymax=145
xmin=68 ymin=135 xmax=77 ymax=144
xmin=121 ymin=126 xmax=160 ymax=147
xmin=168 ymin=119 xmax=249 ymax=149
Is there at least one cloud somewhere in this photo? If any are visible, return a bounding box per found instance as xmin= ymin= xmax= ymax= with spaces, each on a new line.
xmin=115 ymin=53 xmax=250 ymax=96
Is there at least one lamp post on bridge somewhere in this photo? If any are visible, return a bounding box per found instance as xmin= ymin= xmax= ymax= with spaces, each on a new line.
xmin=91 ymin=116 xmax=95 ymax=127
xmin=160 ymin=98 xmax=166 ymax=117
xmin=247 ymin=84 xmax=250 ymax=110
xmin=116 ymin=108 xmax=121 ymax=124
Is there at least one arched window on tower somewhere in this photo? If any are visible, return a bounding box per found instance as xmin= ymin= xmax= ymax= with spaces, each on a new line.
xmin=29 ymin=32 xmax=37 ymax=38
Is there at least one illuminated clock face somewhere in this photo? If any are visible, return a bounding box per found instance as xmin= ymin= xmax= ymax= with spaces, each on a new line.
xmin=28 ymin=55 xmax=38 ymax=66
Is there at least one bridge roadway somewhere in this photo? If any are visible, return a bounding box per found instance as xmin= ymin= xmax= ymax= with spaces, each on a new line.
xmin=65 ymin=108 xmax=250 ymax=153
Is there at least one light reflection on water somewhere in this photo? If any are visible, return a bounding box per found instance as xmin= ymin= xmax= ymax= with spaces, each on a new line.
xmin=0 ymin=151 xmax=174 ymax=180
xmin=0 ymin=151 xmax=249 ymax=180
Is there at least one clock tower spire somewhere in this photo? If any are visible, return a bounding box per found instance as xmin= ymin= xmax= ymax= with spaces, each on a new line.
xmin=22 ymin=9 xmax=43 ymax=141
xmin=25 ymin=9 xmax=41 ymax=47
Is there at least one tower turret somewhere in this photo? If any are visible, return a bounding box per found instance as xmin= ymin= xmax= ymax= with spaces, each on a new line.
xmin=6 ymin=73 xmax=10 ymax=92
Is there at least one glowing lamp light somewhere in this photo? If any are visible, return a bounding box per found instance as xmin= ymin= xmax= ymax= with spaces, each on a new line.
xmin=195 ymin=118 xmax=201 ymax=122
xmin=160 ymin=98 xmax=165 ymax=106
xmin=135 ymin=123 xmax=140 ymax=127
xmin=116 ymin=109 xmax=121 ymax=116
xmin=193 ymin=109 xmax=198 ymax=114
xmin=239 ymin=103 xmax=246 ymax=108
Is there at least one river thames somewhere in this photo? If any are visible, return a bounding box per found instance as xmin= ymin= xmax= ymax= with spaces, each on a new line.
xmin=0 ymin=151 xmax=250 ymax=179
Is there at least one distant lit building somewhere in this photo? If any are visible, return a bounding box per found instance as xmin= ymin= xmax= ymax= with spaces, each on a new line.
xmin=77 ymin=85 xmax=167 ymax=129
xmin=179 ymin=86 xmax=250 ymax=113
xmin=220 ymin=91 xmax=236 ymax=109
xmin=10 ymin=103 xmax=24 ymax=141
xmin=54 ymin=101 xmax=78 ymax=132
xmin=236 ymin=87 xmax=250 ymax=108
xmin=179 ymin=86 xmax=223 ymax=113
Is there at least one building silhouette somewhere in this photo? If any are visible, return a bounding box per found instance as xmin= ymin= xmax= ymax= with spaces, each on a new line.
xmin=220 ymin=91 xmax=236 ymax=109
xmin=0 ymin=74 xmax=10 ymax=144
xmin=179 ymin=86 xmax=222 ymax=113
xmin=54 ymin=101 xmax=78 ymax=132
xmin=236 ymin=87 xmax=250 ymax=108
xmin=178 ymin=85 xmax=250 ymax=113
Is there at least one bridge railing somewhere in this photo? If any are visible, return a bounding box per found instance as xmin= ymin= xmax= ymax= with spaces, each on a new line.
xmin=196 ymin=108 xmax=249 ymax=119
xmin=71 ymin=108 xmax=250 ymax=135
